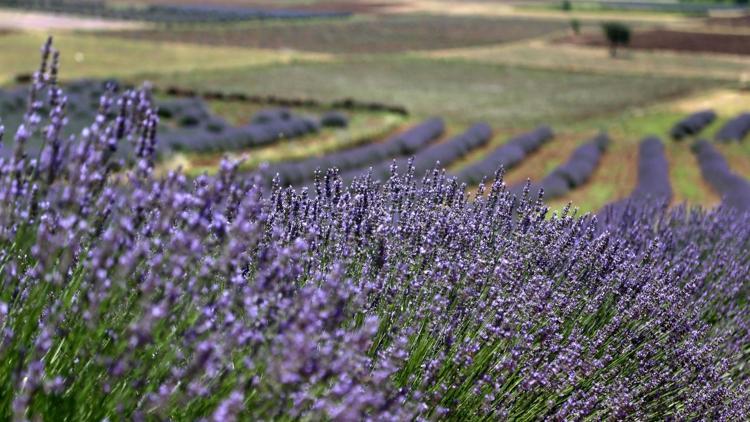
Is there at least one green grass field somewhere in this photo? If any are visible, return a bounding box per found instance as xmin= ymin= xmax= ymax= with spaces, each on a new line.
xmin=144 ymin=57 xmax=723 ymax=127
xmin=104 ymin=14 xmax=568 ymax=54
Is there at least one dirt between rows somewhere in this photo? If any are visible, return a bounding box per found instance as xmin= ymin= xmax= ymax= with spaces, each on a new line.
xmin=561 ymin=29 xmax=750 ymax=56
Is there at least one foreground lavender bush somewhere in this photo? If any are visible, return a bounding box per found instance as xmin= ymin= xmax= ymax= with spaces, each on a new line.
xmin=0 ymin=39 xmax=749 ymax=420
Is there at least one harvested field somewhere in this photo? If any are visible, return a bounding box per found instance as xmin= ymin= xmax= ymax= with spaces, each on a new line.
xmin=566 ymin=29 xmax=750 ymax=56
xmin=105 ymin=15 xmax=567 ymax=54
xmin=706 ymin=14 xmax=750 ymax=28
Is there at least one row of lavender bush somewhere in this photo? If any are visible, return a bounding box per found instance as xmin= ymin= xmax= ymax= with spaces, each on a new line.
xmin=334 ymin=122 xmax=493 ymax=187
xmin=669 ymin=110 xmax=750 ymax=143
xmin=161 ymin=105 xmax=321 ymax=153
xmin=266 ymin=117 xmax=445 ymax=186
xmin=1 ymin=84 xmax=338 ymax=158
xmin=600 ymin=136 xmax=672 ymax=222
xmin=670 ymin=109 xmax=716 ymax=141
xmin=715 ymin=112 xmax=750 ymax=143
xmin=509 ymin=132 xmax=609 ymax=199
xmin=455 ymin=125 xmax=554 ymax=184
xmin=693 ymin=140 xmax=750 ymax=212
xmin=0 ymin=39 xmax=748 ymax=420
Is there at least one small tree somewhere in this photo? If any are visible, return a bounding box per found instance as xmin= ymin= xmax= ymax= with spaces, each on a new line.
xmin=601 ymin=22 xmax=631 ymax=58
xmin=570 ymin=18 xmax=580 ymax=35
xmin=562 ymin=0 xmax=572 ymax=11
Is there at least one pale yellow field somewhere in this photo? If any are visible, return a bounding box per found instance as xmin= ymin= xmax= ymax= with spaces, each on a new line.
xmin=0 ymin=32 xmax=331 ymax=85
xmin=0 ymin=10 xmax=146 ymax=31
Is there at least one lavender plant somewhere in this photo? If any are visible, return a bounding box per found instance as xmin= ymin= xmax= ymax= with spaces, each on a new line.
xmin=0 ymin=39 xmax=748 ymax=421
xmin=455 ymin=125 xmax=554 ymax=185
xmin=716 ymin=112 xmax=750 ymax=143
xmin=671 ymin=110 xmax=716 ymax=141
xmin=509 ymin=132 xmax=609 ymax=199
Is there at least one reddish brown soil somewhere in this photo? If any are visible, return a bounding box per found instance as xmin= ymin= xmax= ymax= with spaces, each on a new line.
xmin=706 ymin=14 xmax=750 ymax=28
xmin=561 ymin=29 xmax=750 ymax=56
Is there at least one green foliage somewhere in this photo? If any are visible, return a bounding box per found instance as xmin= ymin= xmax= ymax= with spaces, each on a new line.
xmin=601 ymin=22 xmax=632 ymax=57
xmin=562 ymin=0 xmax=572 ymax=11
xmin=570 ymin=18 xmax=581 ymax=35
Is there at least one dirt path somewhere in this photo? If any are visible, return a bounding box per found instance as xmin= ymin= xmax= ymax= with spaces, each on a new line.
xmin=0 ymin=10 xmax=146 ymax=31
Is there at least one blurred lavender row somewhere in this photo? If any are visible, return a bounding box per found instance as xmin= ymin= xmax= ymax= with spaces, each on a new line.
xmin=670 ymin=109 xmax=716 ymax=141
xmin=599 ymin=136 xmax=672 ymax=222
xmin=162 ymin=106 xmax=320 ymax=153
xmin=335 ymin=122 xmax=493 ymax=186
xmin=693 ymin=139 xmax=750 ymax=211
xmin=716 ymin=112 xmax=750 ymax=142
xmin=1 ymin=84 xmax=355 ymax=158
xmin=265 ymin=117 xmax=445 ymax=186
xmin=455 ymin=125 xmax=554 ymax=184
xmin=509 ymin=132 xmax=609 ymax=199
xmin=632 ymin=136 xmax=673 ymax=201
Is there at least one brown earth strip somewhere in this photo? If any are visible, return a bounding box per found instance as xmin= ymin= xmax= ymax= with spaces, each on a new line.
xmin=706 ymin=14 xmax=750 ymax=28
xmin=562 ymin=29 xmax=750 ymax=56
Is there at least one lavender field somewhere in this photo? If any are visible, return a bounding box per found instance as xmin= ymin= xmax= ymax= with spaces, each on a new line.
xmin=0 ymin=36 xmax=747 ymax=420
xmin=1 ymin=1 xmax=750 ymax=420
